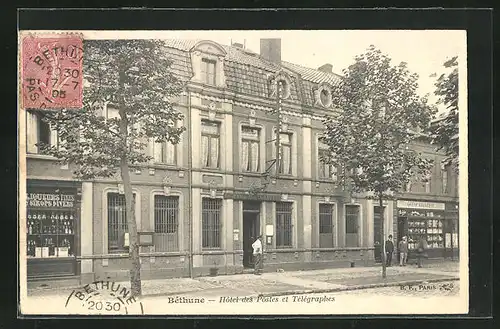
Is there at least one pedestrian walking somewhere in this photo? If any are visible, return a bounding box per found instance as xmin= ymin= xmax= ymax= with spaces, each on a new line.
xmin=385 ymin=234 xmax=394 ymax=267
xmin=252 ymin=235 xmax=263 ymax=275
xmin=398 ymin=236 xmax=408 ymax=266
xmin=416 ymin=237 xmax=428 ymax=268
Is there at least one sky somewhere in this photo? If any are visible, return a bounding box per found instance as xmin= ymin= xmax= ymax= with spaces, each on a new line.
xmin=83 ymin=30 xmax=467 ymax=113
xmin=198 ymin=30 xmax=466 ymax=113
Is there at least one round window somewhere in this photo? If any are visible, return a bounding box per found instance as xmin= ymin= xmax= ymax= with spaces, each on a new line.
xmin=277 ymin=79 xmax=291 ymax=99
xmin=319 ymin=87 xmax=332 ymax=107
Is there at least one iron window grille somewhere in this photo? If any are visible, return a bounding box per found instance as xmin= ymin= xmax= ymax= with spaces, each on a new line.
xmin=154 ymin=195 xmax=179 ymax=252
xmin=345 ymin=205 xmax=360 ymax=234
xmin=241 ymin=126 xmax=260 ymax=172
xmin=202 ymin=198 xmax=222 ymax=249
xmin=108 ymin=193 xmax=136 ymax=252
xmin=201 ymin=121 xmax=221 ymax=169
xmin=319 ymin=204 xmax=334 ymax=234
xmin=276 ymin=202 xmax=293 ymax=248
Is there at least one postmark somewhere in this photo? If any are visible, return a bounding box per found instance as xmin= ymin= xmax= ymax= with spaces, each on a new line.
xmin=21 ymin=34 xmax=83 ymax=109
xmin=64 ymin=281 xmax=145 ymax=315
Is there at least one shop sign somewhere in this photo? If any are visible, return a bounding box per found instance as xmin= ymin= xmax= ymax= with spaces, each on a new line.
xmin=397 ymin=200 xmax=445 ymax=210
xmin=26 ymin=192 xmax=75 ymax=208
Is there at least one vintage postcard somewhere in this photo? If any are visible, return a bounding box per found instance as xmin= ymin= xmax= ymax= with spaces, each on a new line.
xmin=18 ymin=29 xmax=468 ymax=316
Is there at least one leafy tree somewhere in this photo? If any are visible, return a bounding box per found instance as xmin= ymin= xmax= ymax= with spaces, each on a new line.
xmin=430 ymin=56 xmax=459 ymax=170
xmin=36 ymin=40 xmax=186 ymax=296
xmin=321 ymin=45 xmax=436 ymax=278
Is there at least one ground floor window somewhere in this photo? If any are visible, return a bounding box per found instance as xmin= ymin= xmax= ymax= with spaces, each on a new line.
xmin=445 ymin=217 xmax=459 ymax=249
xmin=345 ymin=205 xmax=360 ymax=247
xmin=27 ymin=208 xmax=76 ymax=258
xmin=108 ymin=193 xmax=135 ymax=252
xmin=397 ymin=208 xmax=445 ymax=250
xmin=276 ymin=202 xmax=293 ymax=248
xmin=202 ymin=198 xmax=222 ymax=249
xmin=319 ymin=203 xmax=335 ymax=248
xmin=154 ymin=195 xmax=179 ymax=251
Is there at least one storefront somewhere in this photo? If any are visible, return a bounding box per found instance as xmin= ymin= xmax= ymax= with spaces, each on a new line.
xmin=26 ymin=180 xmax=81 ymax=279
xmin=396 ymin=199 xmax=447 ymax=259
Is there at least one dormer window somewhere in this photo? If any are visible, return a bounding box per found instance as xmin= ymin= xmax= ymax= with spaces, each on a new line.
xmin=190 ymin=41 xmax=227 ymax=88
xmin=268 ymin=72 xmax=292 ymax=100
xmin=315 ymin=83 xmax=333 ymax=108
xmin=320 ymin=89 xmax=330 ymax=106
xmin=201 ymin=58 xmax=216 ymax=85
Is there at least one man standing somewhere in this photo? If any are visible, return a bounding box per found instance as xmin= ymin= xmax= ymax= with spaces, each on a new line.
xmin=252 ymin=235 xmax=263 ymax=275
xmin=385 ymin=234 xmax=394 ymax=267
xmin=416 ymin=237 xmax=427 ymax=268
xmin=399 ymin=236 xmax=409 ymax=266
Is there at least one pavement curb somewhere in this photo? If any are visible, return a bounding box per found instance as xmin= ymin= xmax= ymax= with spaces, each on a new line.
xmin=255 ymin=277 xmax=460 ymax=298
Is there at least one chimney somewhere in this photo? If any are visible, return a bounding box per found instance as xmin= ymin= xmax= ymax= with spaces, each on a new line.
xmin=260 ymin=38 xmax=281 ymax=64
xmin=232 ymin=42 xmax=244 ymax=49
xmin=318 ymin=63 xmax=333 ymax=73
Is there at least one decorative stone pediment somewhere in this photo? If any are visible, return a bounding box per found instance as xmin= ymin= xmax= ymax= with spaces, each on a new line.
xmin=191 ymin=40 xmax=227 ymax=57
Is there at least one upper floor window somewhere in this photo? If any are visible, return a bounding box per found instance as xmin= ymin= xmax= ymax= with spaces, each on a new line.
xmin=241 ymin=127 xmax=260 ymax=172
xmin=153 ymin=140 xmax=176 ymax=165
xmin=279 ymin=133 xmax=292 ymax=175
xmin=441 ymin=163 xmax=449 ymax=194
xmin=201 ymin=58 xmax=216 ymax=85
xmin=424 ymin=160 xmax=434 ymax=193
xmin=201 ymin=120 xmax=220 ymax=169
xmin=26 ymin=110 xmax=58 ymax=154
xmin=318 ymin=142 xmax=337 ymax=181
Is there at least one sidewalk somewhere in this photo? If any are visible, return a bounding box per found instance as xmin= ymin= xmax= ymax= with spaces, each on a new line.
xmin=27 ymin=261 xmax=460 ymax=299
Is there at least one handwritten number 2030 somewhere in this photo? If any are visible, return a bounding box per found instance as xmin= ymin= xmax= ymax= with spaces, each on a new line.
xmin=88 ymin=301 xmax=121 ymax=312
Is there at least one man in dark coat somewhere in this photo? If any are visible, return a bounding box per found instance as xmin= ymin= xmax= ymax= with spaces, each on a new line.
xmin=385 ymin=234 xmax=395 ymax=267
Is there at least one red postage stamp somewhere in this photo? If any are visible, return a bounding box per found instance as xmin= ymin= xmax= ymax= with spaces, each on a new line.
xmin=21 ymin=34 xmax=84 ymax=109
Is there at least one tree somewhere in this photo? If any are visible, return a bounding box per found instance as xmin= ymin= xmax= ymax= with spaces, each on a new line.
xmin=321 ymin=45 xmax=435 ymax=278
xmin=430 ymin=56 xmax=459 ymax=169
xmin=36 ymin=40 xmax=186 ymax=296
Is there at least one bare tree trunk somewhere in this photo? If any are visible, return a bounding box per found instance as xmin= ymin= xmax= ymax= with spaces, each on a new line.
xmin=120 ymin=158 xmax=141 ymax=297
xmin=379 ymin=194 xmax=387 ymax=279
xmin=118 ymin=67 xmax=142 ymax=297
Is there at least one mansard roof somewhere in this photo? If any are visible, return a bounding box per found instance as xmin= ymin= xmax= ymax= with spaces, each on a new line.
xmin=161 ymin=39 xmax=341 ymax=109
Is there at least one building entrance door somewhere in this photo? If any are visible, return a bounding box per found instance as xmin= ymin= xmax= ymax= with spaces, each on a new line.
xmin=242 ymin=201 xmax=260 ymax=268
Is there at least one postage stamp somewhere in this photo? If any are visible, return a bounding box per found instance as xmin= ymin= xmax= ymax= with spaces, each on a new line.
xmin=20 ymin=34 xmax=83 ymax=109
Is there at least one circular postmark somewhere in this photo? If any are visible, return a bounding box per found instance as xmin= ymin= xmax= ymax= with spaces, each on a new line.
xmin=64 ymin=280 xmax=145 ymax=315
xmin=21 ymin=34 xmax=84 ymax=109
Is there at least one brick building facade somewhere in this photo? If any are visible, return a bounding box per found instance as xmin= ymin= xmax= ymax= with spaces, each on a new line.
xmin=24 ymin=39 xmax=459 ymax=283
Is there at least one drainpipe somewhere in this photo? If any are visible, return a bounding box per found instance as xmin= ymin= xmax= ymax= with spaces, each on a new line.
xmin=187 ymin=89 xmax=194 ymax=278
